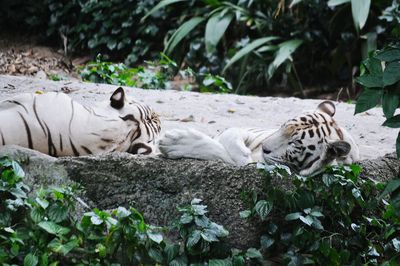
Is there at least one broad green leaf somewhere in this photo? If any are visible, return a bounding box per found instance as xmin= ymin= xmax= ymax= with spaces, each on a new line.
xmin=48 ymin=204 xmax=68 ymax=223
xmin=186 ymin=230 xmax=201 ymax=248
xmin=164 ymin=243 xmax=180 ymax=262
xmin=223 ymin=36 xmax=278 ymax=72
xmin=299 ymin=215 xmax=314 ymax=226
xmin=254 ymin=200 xmax=273 ymax=220
xmin=142 ymin=0 xmax=187 ymax=21
xmin=327 ymin=0 xmax=350 ymax=7
xmin=148 ymin=248 xmax=163 ymax=263
xmin=24 ymin=253 xmax=38 ymax=266
xmin=201 ymin=229 xmax=219 ymax=242
xmin=232 ymin=256 xmax=245 ymax=266
xmin=164 ymin=17 xmax=206 ymax=55
xmin=260 ymin=235 xmax=275 ymax=249
xmin=239 ymin=210 xmax=251 ymax=218
xmin=383 ymin=114 xmax=400 ymax=128
xmin=209 ymin=259 xmax=232 ymax=266
xmin=383 ymin=61 xmax=400 ymax=86
xmin=363 ymin=56 xmax=383 ymax=75
xmin=180 ymin=213 xmax=193 ymax=224
xmin=397 ymin=132 xmax=400 ymax=158
xmin=285 ymin=212 xmax=302 ymax=221
xmin=354 ymin=89 xmax=382 ymax=114
xmin=382 ymin=91 xmax=399 ymax=118
xmin=267 ymin=39 xmax=303 ymax=79
xmin=380 ymin=178 xmax=400 ymax=198
xmin=351 ymin=0 xmax=371 ymax=30
xmin=205 ymin=11 xmax=233 ymax=53
xmin=147 ymin=231 xmax=163 ymax=244
xmin=38 ymin=221 xmax=70 ymax=235
xmin=245 ymin=248 xmax=263 ymax=259
xmin=35 ymin=197 xmax=49 ymax=209
xmin=48 ymin=237 xmax=79 ymax=255
xmin=356 ymin=74 xmax=384 ymax=88
xmin=393 ymin=237 xmax=400 ymax=252
xmin=375 ymin=48 xmax=400 ymax=62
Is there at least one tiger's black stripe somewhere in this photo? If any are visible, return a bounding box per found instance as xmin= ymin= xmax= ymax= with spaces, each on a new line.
xmin=33 ymin=98 xmax=47 ymax=136
xmin=69 ymin=138 xmax=80 ymax=156
xmin=0 ymin=130 xmax=5 ymax=145
xmin=18 ymin=112 xmax=33 ymax=149
xmin=81 ymin=145 xmax=92 ymax=154
xmin=59 ymin=134 xmax=63 ymax=152
xmin=8 ymin=100 xmax=28 ymax=113
xmin=43 ymin=122 xmax=57 ymax=156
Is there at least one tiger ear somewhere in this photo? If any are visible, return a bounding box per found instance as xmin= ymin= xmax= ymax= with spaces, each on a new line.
xmin=327 ymin=140 xmax=351 ymax=158
xmin=317 ymin=101 xmax=336 ymax=117
xmin=110 ymin=87 xmax=125 ymax=109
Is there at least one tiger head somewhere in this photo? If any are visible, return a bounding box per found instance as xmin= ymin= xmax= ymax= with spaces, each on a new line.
xmin=261 ymin=101 xmax=359 ymax=176
xmin=109 ymin=87 xmax=161 ymax=155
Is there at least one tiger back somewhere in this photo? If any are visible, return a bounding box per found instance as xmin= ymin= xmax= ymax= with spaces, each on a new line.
xmin=0 ymin=87 xmax=161 ymax=156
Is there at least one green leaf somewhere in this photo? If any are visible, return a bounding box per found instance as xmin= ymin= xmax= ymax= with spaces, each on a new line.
xmin=254 ymin=200 xmax=273 ymax=220
xmin=201 ymin=229 xmax=219 ymax=242
xmin=147 ymin=231 xmax=163 ymax=244
xmin=245 ymin=248 xmax=262 ymax=259
xmin=205 ymin=11 xmax=233 ymax=53
xmin=383 ymin=115 xmax=400 ymax=128
xmin=223 ymin=36 xmax=278 ymax=72
xmin=299 ymin=215 xmax=314 ymax=226
xmin=38 ymin=221 xmax=70 ymax=235
xmin=164 ymin=243 xmax=179 ymax=262
xmin=383 ymin=61 xmax=400 ymax=86
xmin=354 ymin=89 xmax=382 ymax=114
xmin=148 ymin=248 xmax=163 ymax=263
xmin=267 ymin=39 xmax=303 ymax=79
xmin=393 ymin=238 xmax=400 ymax=252
xmin=35 ymin=197 xmax=49 ymax=209
xmin=356 ymin=74 xmax=384 ymax=88
xmin=48 ymin=204 xmax=68 ymax=223
xmin=107 ymin=39 xmax=117 ymax=50
xmin=375 ymin=48 xmax=400 ymax=62
xmin=260 ymin=235 xmax=275 ymax=249
xmin=397 ymin=132 xmax=400 ymax=158
xmin=363 ymin=56 xmax=383 ymax=75
xmin=382 ymin=91 xmax=399 ymax=118
xmin=48 ymin=237 xmax=79 ymax=255
xmin=285 ymin=212 xmax=302 ymax=221
xmin=209 ymin=259 xmax=232 ymax=266
xmin=180 ymin=213 xmax=193 ymax=224
xmin=351 ymin=0 xmax=371 ymax=30
xmin=327 ymin=0 xmax=350 ymax=7
xmin=142 ymin=0 xmax=187 ymax=21
xmin=239 ymin=210 xmax=251 ymax=218
xmin=164 ymin=17 xmax=206 ymax=55
xmin=187 ymin=230 xmax=201 ymax=248
xmin=232 ymin=256 xmax=245 ymax=266
xmin=24 ymin=253 xmax=38 ymax=266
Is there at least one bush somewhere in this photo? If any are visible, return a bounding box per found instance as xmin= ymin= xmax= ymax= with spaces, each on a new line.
xmin=0 ymin=158 xmax=261 ymax=265
xmin=242 ymin=163 xmax=400 ymax=264
xmin=355 ymin=43 xmax=400 ymax=156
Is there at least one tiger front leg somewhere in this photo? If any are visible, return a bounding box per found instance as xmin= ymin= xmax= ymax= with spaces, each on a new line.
xmin=158 ymin=128 xmax=235 ymax=164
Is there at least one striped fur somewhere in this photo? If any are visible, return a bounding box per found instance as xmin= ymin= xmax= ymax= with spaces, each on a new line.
xmin=0 ymin=87 xmax=161 ymax=156
xmin=159 ymin=101 xmax=359 ymax=176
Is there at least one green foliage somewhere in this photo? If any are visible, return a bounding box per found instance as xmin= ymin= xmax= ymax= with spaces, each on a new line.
xmin=81 ymin=54 xmax=232 ymax=93
xmin=355 ymin=44 xmax=400 ymax=156
xmin=240 ymin=163 xmax=400 ymax=264
xmin=0 ymin=158 xmax=262 ymax=265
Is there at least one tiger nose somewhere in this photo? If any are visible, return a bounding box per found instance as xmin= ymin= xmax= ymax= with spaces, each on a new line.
xmin=262 ymin=145 xmax=272 ymax=154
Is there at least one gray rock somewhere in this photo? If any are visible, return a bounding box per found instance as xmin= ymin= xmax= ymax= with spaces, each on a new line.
xmin=0 ymin=145 xmax=398 ymax=249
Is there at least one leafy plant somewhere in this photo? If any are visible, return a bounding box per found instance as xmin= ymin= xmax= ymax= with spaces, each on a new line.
xmin=240 ymin=163 xmax=400 ymax=264
xmin=355 ymin=44 xmax=400 ymax=156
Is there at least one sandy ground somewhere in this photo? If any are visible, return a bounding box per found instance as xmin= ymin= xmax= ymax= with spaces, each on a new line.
xmin=0 ymin=74 xmax=395 ymax=160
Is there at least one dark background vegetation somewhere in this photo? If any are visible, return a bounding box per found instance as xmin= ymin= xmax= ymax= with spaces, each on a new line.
xmin=1 ymin=0 xmax=399 ymax=96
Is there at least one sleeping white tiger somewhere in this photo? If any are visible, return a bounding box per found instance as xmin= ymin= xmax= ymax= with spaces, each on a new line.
xmin=0 ymin=87 xmax=161 ymax=156
xmin=159 ymin=101 xmax=359 ymax=176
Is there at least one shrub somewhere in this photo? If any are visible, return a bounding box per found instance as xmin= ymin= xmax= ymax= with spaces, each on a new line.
xmin=241 ymin=163 xmax=400 ymax=264
xmin=355 ymin=43 xmax=400 ymax=156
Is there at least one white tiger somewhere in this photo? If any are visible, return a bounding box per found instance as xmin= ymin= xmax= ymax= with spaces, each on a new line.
xmin=0 ymin=87 xmax=161 ymax=156
xmin=159 ymin=101 xmax=359 ymax=176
